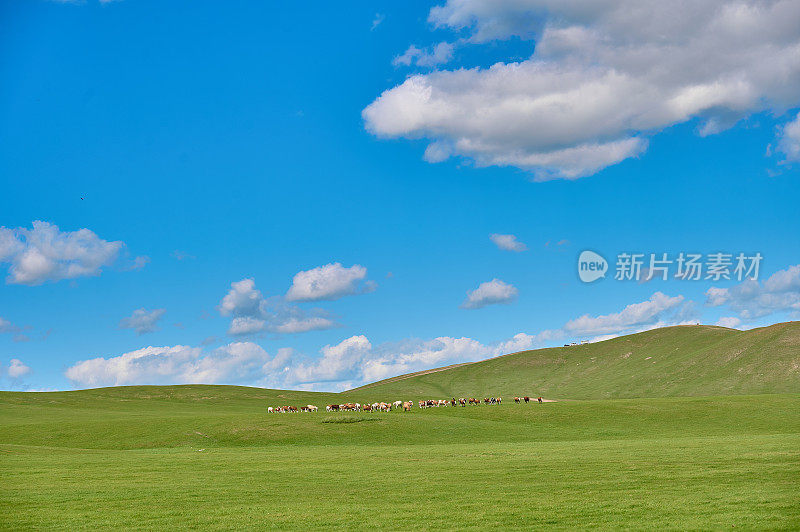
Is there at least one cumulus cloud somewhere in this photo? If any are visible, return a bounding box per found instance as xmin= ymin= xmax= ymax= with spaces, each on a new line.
xmin=219 ymin=278 xmax=337 ymax=336
xmin=490 ymin=233 xmax=527 ymax=252
xmin=6 ymin=358 xmax=31 ymax=379
xmin=777 ymin=112 xmax=800 ymax=162
xmin=706 ymin=264 xmax=800 ymax=320
xmin=119 ymin=308 xmax=166 ymax=335
xmin=394 ymin=42 xmax=455 ymax=67
xmin=286 ymin=263 xmax=374 ymax=301
xmin=0 ymin=221 xmax=124 ymax=285
xmin=290 ymin=335 xmax=373 ymax=384
xmin=64 ymin=342 xmax=293 ymax=388
xmin=364 ymin=0 xmax=800 ymax=179
xmin=461 ymin=278 xmax=518 ymax=309
xmin=219 ymin=279 xmax=264 ymax=317
xmin=563 ymin=292 xmax=686 ymax=336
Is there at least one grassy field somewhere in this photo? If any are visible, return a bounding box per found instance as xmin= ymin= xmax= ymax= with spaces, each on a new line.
xmin=1 ymin=386 xmax=799 ymax=529
xmin=2 ymin=324 xmax=799 ymax=529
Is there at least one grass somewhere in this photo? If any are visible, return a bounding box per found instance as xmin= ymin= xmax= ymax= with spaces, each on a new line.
xmin=1 ymin=385 xmax=799 ymax=529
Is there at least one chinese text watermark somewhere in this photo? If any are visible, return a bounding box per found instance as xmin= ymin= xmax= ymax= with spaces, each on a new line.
xmin=579 ymin=251 xmax=762 ymax=283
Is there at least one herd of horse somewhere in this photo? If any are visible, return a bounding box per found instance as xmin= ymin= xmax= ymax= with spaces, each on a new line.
xmin=267 ymin=396 xmax=544 ymax=413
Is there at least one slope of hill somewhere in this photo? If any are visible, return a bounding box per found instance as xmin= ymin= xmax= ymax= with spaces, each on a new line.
xmin=347 ymin=322 xmax=800 ymax=400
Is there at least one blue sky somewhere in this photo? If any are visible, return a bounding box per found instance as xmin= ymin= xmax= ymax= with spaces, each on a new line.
xmin=1 ymin=0 xmax=799 ymax=391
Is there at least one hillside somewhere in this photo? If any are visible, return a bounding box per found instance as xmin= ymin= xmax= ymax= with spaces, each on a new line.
xmin=347 ymin=322 xmax=800 ymax=400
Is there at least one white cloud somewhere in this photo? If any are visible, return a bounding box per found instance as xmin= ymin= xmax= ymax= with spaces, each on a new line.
xmin=706 ymin=264 xmax=800 ymax=320
xmin=394 ymin=42 xmax=455 ymax=67
xmin=128 ymin=256 xmax=150 ymax=270
xmin=715 ymin=316 xmax=742 ymax=328
xmin=0 ymin=317 xmax=19 ymax=334
xmin=490 ymin=233 xmax=527 ymax=252
xmin=219 ymin=278 xmax=338 ymax=336
xmin=777 ymin=112 xmax=800 ymax=162
xmin=0 ymin=221 xmax=124 ymax=285
xmin=119 ymin=308 xmax=166 ymax=335
xmin=290 ymin=335 xmax=373 ymax=384
xmin=219 ymin=278 xmax=263 ymax=317
xmin=227 ymin=316 xmax=267 ymax=335
xmin=270 ymin=316 xmax=337 ymax=334
xmin=365 ymin=0 xmax=800 ymax=179
xmin=286 ymin=263 xmax=374 ymax=301
xmin=64 ymin=342 xmax=292 ymax=388
xmin=563 ymin=292 xmax=686 ymax=336
xmin=371 ymin=13 xmax=385 ymax=31
xmin=171 ymin=250 xmax=195 ymax=261
xmin=461 ymin=278 xmax=518 ymax=309
xmin=7 ymin=358 xmax=31 ymax=379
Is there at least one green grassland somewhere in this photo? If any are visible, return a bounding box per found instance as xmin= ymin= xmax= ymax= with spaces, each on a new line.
xmin=2 ymin=323 xmax=800 ymax=529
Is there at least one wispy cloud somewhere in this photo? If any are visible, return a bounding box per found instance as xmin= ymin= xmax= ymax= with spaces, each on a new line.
xmin=371 ymin=13 xmax=385 ymax=31
xmin=119 ymin=308 xmax=166 ymax=335
xmin=490 ymin=233 xmax=527 ymax=252
xmin=706 ymin=264 xmax=800 ymax=320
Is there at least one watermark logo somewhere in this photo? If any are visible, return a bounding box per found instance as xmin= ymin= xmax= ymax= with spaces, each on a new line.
xmin=578 ymin=250 xmax=608 ymax=283
xmin=578 ymin=251 xmax=763 ymax=283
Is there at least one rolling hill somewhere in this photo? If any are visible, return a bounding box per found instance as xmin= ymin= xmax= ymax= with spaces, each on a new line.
xmin=347 ymin=322 xmax=800 ymax=400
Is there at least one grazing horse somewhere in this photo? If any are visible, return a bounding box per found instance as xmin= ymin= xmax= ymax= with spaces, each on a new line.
xmin=524 ymin=396 xmax=530 ymax=403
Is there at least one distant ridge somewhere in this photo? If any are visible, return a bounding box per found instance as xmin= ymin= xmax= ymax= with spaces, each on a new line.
xmin=345 ymin=322 xmax=800 ymax=400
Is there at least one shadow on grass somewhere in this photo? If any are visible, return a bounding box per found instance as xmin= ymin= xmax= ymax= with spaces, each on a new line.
xmin=321 ymin=416 xmax=381 ymax=424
